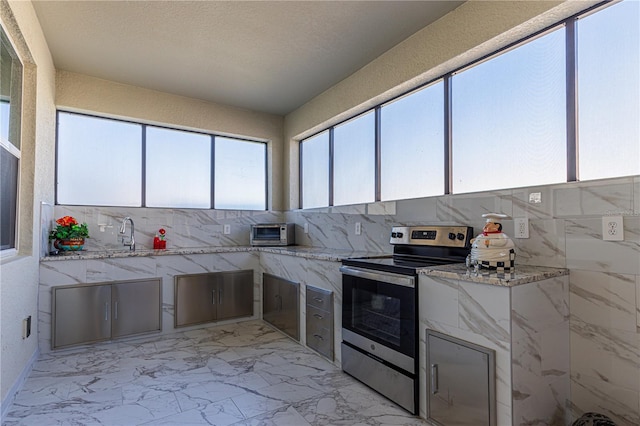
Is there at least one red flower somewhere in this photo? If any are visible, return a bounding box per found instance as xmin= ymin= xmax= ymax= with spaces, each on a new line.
xmin=158 ymin=228 xmax=166 ymax=235
xmin=56 ymin=216 xmax=78 ymax=227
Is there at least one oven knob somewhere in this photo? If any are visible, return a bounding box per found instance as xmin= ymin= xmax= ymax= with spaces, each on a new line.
xmin=396 ymin=232 xmax=403 ymax=238
xmin=448 ymin=232 xmax=456 ymax=240
xmin=391 ymin=232 xmax=397 ymax=238
xmin=457 ymin=233 xmax=465 ymax=240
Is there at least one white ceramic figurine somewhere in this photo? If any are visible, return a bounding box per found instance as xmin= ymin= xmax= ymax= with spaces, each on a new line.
xmin=470 ymin=213 xmax=516 ymax=270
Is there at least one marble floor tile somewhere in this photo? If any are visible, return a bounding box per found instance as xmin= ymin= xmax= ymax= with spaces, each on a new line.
xmin=4 ymin=320 xmax=429 ymax=425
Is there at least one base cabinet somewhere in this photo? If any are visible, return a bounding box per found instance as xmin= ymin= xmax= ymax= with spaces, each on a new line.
xmin=306 ymin=286 xmax=333 ymax=360
xmin=426 ymin=330 xmax=496 ymax=426
xmin=52 ymin=278 xmax=161 ymax=349
xmin=263 ymin=273 xmax=299 ymax=341
xmin=175 ymin=270 xmax=254 ymax=327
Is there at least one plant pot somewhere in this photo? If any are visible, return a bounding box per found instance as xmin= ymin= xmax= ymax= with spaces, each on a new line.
xmin=54 ymin=238 xmax=85 ymax=251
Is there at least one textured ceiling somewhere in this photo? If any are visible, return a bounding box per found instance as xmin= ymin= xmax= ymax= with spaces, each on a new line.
xmin=32 ymin=1 xmax=463 ymax=115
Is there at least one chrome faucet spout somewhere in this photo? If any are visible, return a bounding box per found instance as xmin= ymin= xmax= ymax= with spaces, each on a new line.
xmin=120 ymin=217 xmax=135 ymax=251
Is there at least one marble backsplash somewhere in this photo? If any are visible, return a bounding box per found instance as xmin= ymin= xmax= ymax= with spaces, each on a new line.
xmin=44 ymin=175 xmax=640 ymax=424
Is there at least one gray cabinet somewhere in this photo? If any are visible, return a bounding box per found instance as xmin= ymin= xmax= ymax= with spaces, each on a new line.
xmin=426 ymin=330 xmax=496 ymax=426
xmin=52 ymin=278 xmax=161 ymax=349
xmin=305 ymin=285 xmax=333 ymax=360
xmin=263 ymin=273 xmax=299 ymax=341
xmin=175 ymin=270 xmax=253 ymax=328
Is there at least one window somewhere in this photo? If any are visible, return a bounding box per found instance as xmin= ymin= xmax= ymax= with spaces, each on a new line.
xmin=451 ymin=28 xmax=567 ymax=193
xmin=333 ymin=111 xmax=375 ymax=206
xmin=146 ymin=126 xmax=210 ymax=208
xmin=380 ymin=82 xmax=444 ymax=200
xmin=214 ymin=136 xmax=266 ymax=210
xmin=57 ymin=112 xmax=142 ymax=206
xmin=1 ymin=28 xmax=22 ymax=252
xmin=296 ymin=0 xmax=637 ymax=208
xmin=577 ymin=0 xmax=640 ymax=180
xmin=56 ymin=111 xmax=267 ymax=210
xmin=300 ymin=131 xmax=330 ymax=209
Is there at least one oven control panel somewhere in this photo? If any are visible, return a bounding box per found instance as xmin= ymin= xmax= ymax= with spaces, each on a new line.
xmin=390 ymin=225 xmax=473 ymax=248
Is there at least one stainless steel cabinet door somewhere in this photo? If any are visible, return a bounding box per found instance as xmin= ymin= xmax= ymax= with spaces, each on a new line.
xmin=112 ymin=279 xmax=161 ymax=338
xmin=262 ymin=273 xmax=299 ymax=341
xmin=216 ymin=270 xmax=253 ymax=321
xmin=53 ymin=284 xmax=111 ymax=349
xmin=427 ymin=330 xmax=496 ymax=426
xmin=263 ymin=273 xmax=281 ymax=326
xmin=175 ymin=274 xmax=216 ymax=327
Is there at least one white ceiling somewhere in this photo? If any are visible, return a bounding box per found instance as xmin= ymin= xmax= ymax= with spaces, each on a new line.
xmin=32 ymin=1 xmax=463 ymax=116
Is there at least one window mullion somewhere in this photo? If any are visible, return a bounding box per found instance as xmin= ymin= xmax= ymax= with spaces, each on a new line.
xmin=566 ymin=18 xmax=578 ymax=182
xmin=328 ymin=128 xmax=334 ymax=207
xmin=375 ymin=107 xmax=381 ymax=202
xmin=211 ymin=135 xmax=215 ymax=209
xmin=444 ymin=74 xmax=453 ymax=195
xmin=141 ymin=125 xmax=147 ymax=207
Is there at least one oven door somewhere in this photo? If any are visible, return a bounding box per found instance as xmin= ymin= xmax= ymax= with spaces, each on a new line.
xmin=340 ymin=265 xmax=416 ymax=372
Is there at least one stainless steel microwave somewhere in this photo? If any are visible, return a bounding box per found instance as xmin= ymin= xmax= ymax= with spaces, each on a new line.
xmin=250 ymin=223 xmax=295 ymax=246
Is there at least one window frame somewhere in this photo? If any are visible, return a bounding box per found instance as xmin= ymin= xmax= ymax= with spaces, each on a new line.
xmin=0 ymin=26 xmax=23 ymax=256
xmin=55 ymin=110 xmax=269 ymax=211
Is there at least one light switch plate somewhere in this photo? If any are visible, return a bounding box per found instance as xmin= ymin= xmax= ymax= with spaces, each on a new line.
xmin=223 ymin=224 xmax=231 ymax=235
xmin=355 ymin=222 xmax=361 ymax=235
xmin=602 ymin=216 xmax=623 ymax=241
xmin=304 ymin=223 xmax=309 ymax=234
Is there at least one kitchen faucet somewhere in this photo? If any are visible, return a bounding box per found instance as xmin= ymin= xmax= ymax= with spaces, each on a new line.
xmin=119 ymin=217 xmax=135 ymax=251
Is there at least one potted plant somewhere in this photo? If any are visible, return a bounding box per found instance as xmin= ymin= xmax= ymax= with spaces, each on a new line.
xmin=49 ymin=216 xmax=90 ymax=251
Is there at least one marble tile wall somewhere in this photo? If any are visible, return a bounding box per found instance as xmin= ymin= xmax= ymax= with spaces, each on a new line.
xmin=286 ymin=175 xmax=640 ymax=424
xmin=43 ymin=175 xmax=640 ymax=423
xmin=47 ymin=206 xmax=285 ymax=252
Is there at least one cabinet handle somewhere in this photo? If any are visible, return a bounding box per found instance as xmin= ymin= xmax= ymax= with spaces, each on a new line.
xmin=219 ymin=288 xmax=223 ymax=305
xmin=431 ymin=364 xmax=439 ymax=395
xmin=104 ymin=303 xmax=109 ymax=321
xmin=114 ymin=301 xmax=118 ymax=320
xmin=313 ymin=297 xmax=323 ymax=303
xmin=212 ymin=289 xmax=216 ymax=305
xmin=313 ymin=313 xmax=324 ymax=319
xmin=313 ymin=334 xmax=324 ymax=340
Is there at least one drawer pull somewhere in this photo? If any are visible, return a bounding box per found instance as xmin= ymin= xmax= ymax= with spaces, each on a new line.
xmin=313 ymin=297 xmax=323 ymax=303
xmin=313 ymin=313 xmax=324 ymax=319
xmin=313 ymin=334 xmax=324 ymax=340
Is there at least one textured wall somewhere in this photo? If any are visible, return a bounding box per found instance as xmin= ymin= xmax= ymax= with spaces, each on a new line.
xmin=55 ymin=70 xmax=285 ymax=211
xmin=1 ymin=0 xmax=56 ymax=412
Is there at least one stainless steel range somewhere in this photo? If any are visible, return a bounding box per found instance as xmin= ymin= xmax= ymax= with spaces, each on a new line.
xmin=340 ymin=225 xmax=473 ymax=414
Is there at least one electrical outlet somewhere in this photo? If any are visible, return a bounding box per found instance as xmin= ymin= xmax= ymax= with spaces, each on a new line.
xmin=355 ymin=222 xmax=362 ymax=235
xmin=602 ymin=216 xmax=623 ymax=241
xmin=529 ymin=192 xmax=542 ymax=204
xmin=304 ymin=223 xmax=309 ymax=234
xmin=223 ymin=224 xmax=231 ymax=235
xmin=514 ymin=217 xmax=529 ymax=239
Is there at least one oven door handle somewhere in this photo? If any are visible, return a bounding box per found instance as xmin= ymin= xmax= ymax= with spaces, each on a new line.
xmin=339 ymin=266 xmax=415 ymax=288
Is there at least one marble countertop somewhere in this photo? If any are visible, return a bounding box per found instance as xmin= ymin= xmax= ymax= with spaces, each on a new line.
xmin=42 ymin=246 xmax=567 ymax=286
xmin=41 ymin=246 xmax=389 ymax=263
xmin=420 ymin=263 xmax=569 ymax=287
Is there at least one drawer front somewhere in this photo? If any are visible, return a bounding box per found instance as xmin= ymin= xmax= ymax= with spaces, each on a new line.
xmin=306 ymin=286 xmax=332 ymax=311
xmin=306 ymin=321 xmax=333 ymax=359
xmin=306 ymin=305 xmax=332 ymax=330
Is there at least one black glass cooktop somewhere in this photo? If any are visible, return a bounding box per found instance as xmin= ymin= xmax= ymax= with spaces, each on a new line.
xmin=342 ymin=254 xmax=462 ymax=275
